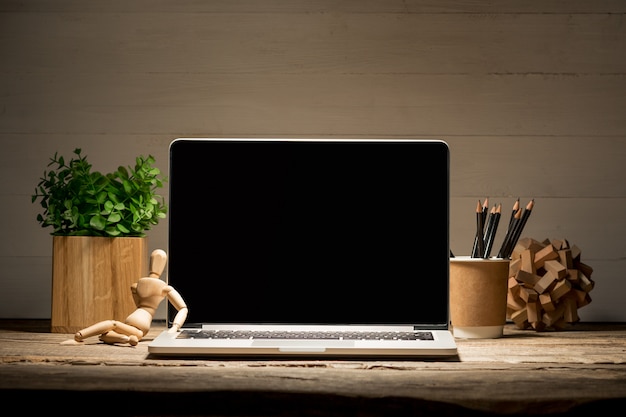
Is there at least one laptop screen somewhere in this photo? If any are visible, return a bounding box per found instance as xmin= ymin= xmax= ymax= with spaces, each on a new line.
xmin=167 ymin=139 xmax=450 ymax=328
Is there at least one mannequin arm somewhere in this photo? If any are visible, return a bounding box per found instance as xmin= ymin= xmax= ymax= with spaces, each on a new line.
xmin=163 ymin=286 xmax=188 ymax=332
xmin=169 ymin=307 xmax=189 ymax=332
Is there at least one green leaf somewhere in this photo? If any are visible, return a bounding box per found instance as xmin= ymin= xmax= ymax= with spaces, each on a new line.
xmin=103 ymin=200 xmax=114 ymax=214
xmin=107 ymin=191 xmax=120 ymax=204
xmin=123 ymin=179 xmax=132 ymax=194
xmin=96 ymin=192 xmax=107 ymax=205
xmin=107 ymin=212 xmax=121 ymax=223
xmin=117 ymin=166 xmax=129 ymax=179
xmin=105 ymin=227 xmax=121 ymax=236
xmin=89 ymin=214 xmax=106 ymax=230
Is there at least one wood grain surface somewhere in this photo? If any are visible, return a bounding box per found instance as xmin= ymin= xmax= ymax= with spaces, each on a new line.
xmin=1 ymin=320 xmax=625 ymax=415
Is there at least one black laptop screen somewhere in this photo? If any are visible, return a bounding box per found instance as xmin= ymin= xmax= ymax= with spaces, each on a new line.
xmin=167 ymin=139 xmax=450 ymax=328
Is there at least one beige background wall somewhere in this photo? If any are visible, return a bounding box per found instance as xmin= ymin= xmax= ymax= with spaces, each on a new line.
xmin=1 ymin=1 xmax=625 ymax=322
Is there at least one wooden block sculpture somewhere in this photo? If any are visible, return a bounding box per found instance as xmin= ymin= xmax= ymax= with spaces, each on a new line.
xmin=506 ymin=238 xmax=594 ymax=331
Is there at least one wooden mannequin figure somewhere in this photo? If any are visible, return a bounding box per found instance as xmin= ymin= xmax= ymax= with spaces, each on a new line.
xmin=73 ymin=249 xmax=187 ymax=346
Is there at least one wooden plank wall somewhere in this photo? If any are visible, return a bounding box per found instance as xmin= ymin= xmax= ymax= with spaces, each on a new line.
xmin=1 ymin=0 xmax=625 ymax=322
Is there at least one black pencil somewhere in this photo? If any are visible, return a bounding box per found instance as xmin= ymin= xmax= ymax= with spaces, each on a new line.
xmin=496 ymin=198 xmax=519 ymax=258
xmin=471 ymin=198 xmax=489 ymax=257
xmin=504 ymin=199 xmax=534 ymax=259
xmin=497 ymin=207 xmax=521 ymax=258
xmin=507 ymin=198 xmax=520 ymax=230
xmin=472 ymin=200 xmax=485 ymax=258
xmin=509 ymin=197 xmax=519 ymax=225
xmin=481 ymin=197 xmax=489 ymax=227
xmin=471 ymin=200 xmax=480 ymax=257
xmin=481 ymin=204 xmax=496 ymax=256
xmin=484 ymin=203 xmax=501 ymax=258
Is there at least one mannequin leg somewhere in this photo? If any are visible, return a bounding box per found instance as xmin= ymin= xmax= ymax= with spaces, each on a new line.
xmin=75 ymin=320 xmax=116 ymax=342
xmin=75 ymin=320 xmax=143 ymax=344
xmin=99 ymin=330 xmax=139 ymax=346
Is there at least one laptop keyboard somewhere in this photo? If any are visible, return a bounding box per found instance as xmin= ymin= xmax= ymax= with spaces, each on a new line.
xmin=177 ymin=329 xmax=434 ymax=341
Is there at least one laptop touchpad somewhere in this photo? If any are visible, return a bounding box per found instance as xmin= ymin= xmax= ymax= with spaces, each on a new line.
xmin=251 ymin=340 xmax=356 ymax=348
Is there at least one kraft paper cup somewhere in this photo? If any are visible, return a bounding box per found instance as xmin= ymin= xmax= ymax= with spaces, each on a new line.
xmin=449 ymin=256 xmax=510 ymax=339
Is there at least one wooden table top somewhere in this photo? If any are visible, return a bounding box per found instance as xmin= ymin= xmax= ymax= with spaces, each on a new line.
xmin=1 ymin=320 xmax=625 ymax=416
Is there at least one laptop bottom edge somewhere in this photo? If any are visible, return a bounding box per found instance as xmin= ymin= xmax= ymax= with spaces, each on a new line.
xmin=147 ymin=329 xmax=458 ymax=359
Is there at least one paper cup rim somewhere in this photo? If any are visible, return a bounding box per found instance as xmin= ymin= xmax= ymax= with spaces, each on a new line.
xmin=450 ymin=256 xmax=509 ymax=263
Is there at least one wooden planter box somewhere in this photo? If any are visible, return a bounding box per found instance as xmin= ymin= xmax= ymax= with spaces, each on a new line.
xmin=51 ymin=236 xmax=148 ymax=333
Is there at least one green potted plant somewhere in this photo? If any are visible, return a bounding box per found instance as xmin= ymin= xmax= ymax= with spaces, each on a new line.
xmin=32 ymin=148 xmax=168 ymax=333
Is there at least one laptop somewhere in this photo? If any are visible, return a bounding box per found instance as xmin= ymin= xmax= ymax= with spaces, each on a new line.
xmin=148 ymin=138 xmax=458 ymax=358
